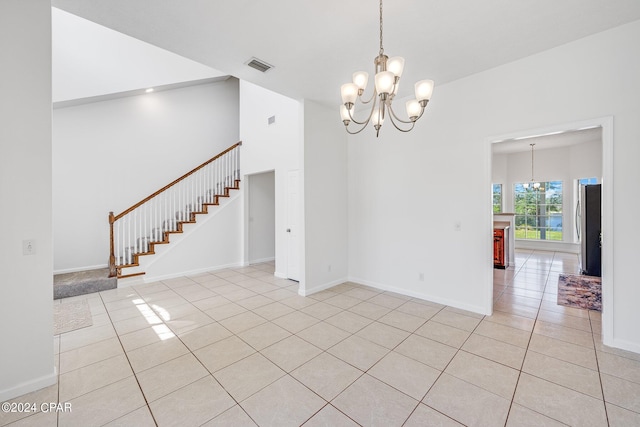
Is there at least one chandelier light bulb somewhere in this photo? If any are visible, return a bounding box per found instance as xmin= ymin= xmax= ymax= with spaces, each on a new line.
xmin=387 ymin=56 xmax=405 ymax=78
xmin=406 ymin=99 xmax=422 ymax=121
xmin=352 ymin=71 xmax=369 ymax=92
xmin=533 ymin=182 xmax=541 ymax=189
xmin=372 ymin=108 xmax=384 ymax=127
xmin=523 ymin=182 xmax=530 ymax=189
xmin=341 ymin=83 xmax=359 ymax=106
xmin=340 ymin=105 xmax=352 ymax=124
xmin=375 ymin=71 xmax=395 ymax=96
xmin=415 ymin=80 xmax=435 ymax=103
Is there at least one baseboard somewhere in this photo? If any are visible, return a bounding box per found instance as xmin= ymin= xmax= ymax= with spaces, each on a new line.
xmin=274 ymin=271 xmax=287 ymax=279
xmin=0 ymin=369 xmax=57 ymax=402
xmin=248 ymin=257 xmax=275 ymax=265
xmin=348 ymin=276 xmax=489 ymax=316
xmin=53 ymin=264 xmax=109 ymax=275
xmin=141 ymin=261 xmax=244 ymax=283
xmin=514 ymin=240 xmax=580 ymax=254
xmin=604 ymin=336 xmax=640 ymax=355
xmin=299 ymin=277 xmax=348 ymax=297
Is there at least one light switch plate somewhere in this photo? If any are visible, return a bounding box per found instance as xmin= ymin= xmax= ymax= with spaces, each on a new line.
xmin=23 ymin=239 xmax=36 ymax=255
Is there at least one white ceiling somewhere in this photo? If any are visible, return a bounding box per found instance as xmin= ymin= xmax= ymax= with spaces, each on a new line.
xmin=51 ymin=0 xmax=640 ymax=108
xmin=492 ymin=127 xmax=602 ymax=154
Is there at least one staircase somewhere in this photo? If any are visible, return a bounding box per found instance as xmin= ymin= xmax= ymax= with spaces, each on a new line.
xmin=109 ymin=142 xmax=241 ymax=279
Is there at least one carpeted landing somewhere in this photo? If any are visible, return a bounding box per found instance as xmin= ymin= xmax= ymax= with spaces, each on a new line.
xmin=53 ymin=268 xmax=117 ymax=300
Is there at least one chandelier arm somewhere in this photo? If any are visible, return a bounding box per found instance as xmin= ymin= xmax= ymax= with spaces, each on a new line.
xmin=345 ymin=122 xmax=374 ymax=135
xmin=387 ymin=102 xmax=422 ymax=125
xmin=347 ymin=96 xmax=378 ymax=125
xmin=359 ymin=89 xmax=377 ymax=105
xmin=387 ymin=110 xmax=416 ymax=132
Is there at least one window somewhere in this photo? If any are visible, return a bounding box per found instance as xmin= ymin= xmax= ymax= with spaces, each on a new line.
xmin=579 ymin=177 xmax=598 ymax=186
xmin=514 ymin=181 xmax=563 ymax=240
xmin=492 ymin=184 xmax=502 ymax=213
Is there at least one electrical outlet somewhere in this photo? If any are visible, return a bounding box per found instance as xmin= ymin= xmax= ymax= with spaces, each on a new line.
xmin=23 ymin=239 xmax=36 ymax=255
xmin=419 ymin=272 xmax=424 ymax=281
xmin=327 ymin=264 xmax=332 ymax=272
xmin=454 ymin=221 xmax=462 ymax=232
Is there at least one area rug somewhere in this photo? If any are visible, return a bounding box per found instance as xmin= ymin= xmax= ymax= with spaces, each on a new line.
xmin=54 ymin=300 xmax=93 ymax=335
xmin=557 ymin=274 xmax=602 ymax=312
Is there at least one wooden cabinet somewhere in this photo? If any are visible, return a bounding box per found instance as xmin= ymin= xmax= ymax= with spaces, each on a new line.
xmin=493 ymin=223 xmax=509 ymax=269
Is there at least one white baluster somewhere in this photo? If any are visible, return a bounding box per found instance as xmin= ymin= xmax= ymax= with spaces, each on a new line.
xmin=135 ymin=209 xmax=138 ymax=253
xmin=144 ymin=202 xmax=147 ymax=250
xmin=115 ymin=221 xmax=119 ymax=265
xmin=126 ymin=214 xmax=130 ymax=263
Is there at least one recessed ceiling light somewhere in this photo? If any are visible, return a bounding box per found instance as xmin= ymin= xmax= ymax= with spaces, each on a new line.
xmin=145 ymin=88 xmax=154 ymax=93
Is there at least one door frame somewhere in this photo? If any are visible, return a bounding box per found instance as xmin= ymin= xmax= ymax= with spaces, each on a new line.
xmin=485 ymin=116 xmax=613 ymax=344
xmin=286 ymin=169 xmax=301 ymax=282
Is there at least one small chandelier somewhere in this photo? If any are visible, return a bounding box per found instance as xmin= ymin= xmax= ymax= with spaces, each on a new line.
xmin=339 ymin=0 xmax=434 ymax=137
xmin=523 ymin=143 xmax=543 ymax=191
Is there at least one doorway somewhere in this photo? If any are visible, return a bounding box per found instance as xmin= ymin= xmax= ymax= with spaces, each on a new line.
xmin=246 ymin=171 xmax=275 ymax=265
xmin=487 ymin=116 xmax=613 ymax=343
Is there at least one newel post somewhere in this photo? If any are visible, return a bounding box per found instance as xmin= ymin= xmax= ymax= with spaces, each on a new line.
xmin=108 ymin=211 xmax=117 ymax=278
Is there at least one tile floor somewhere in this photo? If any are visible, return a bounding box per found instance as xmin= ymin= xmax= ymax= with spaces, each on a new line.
xmin=2 ymin=250 xmax=640 ymax=426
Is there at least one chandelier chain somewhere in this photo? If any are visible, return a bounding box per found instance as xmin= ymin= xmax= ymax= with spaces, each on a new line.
xmin=531 ymin=143 xmax=535 ymax=181
xmin=379 ymin=0 xmax=384 ymax=55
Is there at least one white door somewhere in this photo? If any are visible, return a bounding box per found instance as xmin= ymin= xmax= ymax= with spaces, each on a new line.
xmin=287 ymin=170 xmax=301 ymax=281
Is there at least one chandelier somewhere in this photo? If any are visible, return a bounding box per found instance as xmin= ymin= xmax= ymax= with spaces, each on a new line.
xmin=339 ymin=0 xmax=434 ymax=137
xmin=523 ymin=143 xmax=543 ymax=191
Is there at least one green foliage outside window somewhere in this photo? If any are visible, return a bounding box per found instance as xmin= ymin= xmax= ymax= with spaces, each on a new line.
xmin=514 ymin=181 xmax=563 ymax=240
xmin=492 ymin=184 xmax=502 ymax=214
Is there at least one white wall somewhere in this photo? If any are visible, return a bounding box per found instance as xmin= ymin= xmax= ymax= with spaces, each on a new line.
xmin=248 ymin=171 xmax=276 ymax=263
xmin=348 ymin=19 xmax=640 ymax=353
xmin=302 ymin=100 xmax=349 ymax=294
xmin=239 ymin=81 xmax=302 ymax=279
xmin=138 ymin=194 xmax=243 ymax=281
xmin=52 ymin=79 xmax=239 ymax=273
xmin=492 ymin=154 xmax=508 ymax=194
xmin=53 ymin=7 xmax=225 ymax=103
xmin=0 ymin=0 xmax=56 ymax=400
xmin=493 ymin=138 xmax=602 ymax=251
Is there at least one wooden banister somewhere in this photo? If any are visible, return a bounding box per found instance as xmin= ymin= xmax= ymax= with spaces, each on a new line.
xmin=113 ymin=141 xmax=242 ymax=221
xmin=107 ymin=141 xmax=242 ymax=278
xmin=108 ymin=211 xmax=116 ymax=278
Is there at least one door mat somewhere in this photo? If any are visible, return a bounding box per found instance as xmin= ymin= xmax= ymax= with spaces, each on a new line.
xmin=557 ymin=274 xmax=602 ymax=312
xmin=54 ymin=300 xmax=93 ymax=335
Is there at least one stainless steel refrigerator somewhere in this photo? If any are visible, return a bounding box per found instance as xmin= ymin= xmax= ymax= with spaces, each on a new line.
xmin=577 ymin=184 xmax=601 ymax=277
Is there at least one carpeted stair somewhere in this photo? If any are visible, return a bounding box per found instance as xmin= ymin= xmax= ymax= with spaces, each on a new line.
xmin=53 ymin=268 xmax=117 ymax=300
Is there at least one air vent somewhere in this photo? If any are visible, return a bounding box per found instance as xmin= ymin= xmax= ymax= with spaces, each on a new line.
xmin=246 ymin=57 xmax=273 ymax=73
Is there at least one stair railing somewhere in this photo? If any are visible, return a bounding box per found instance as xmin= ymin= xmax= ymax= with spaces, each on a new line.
xmin=108 ymin=141 xmax=241 ymax=278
